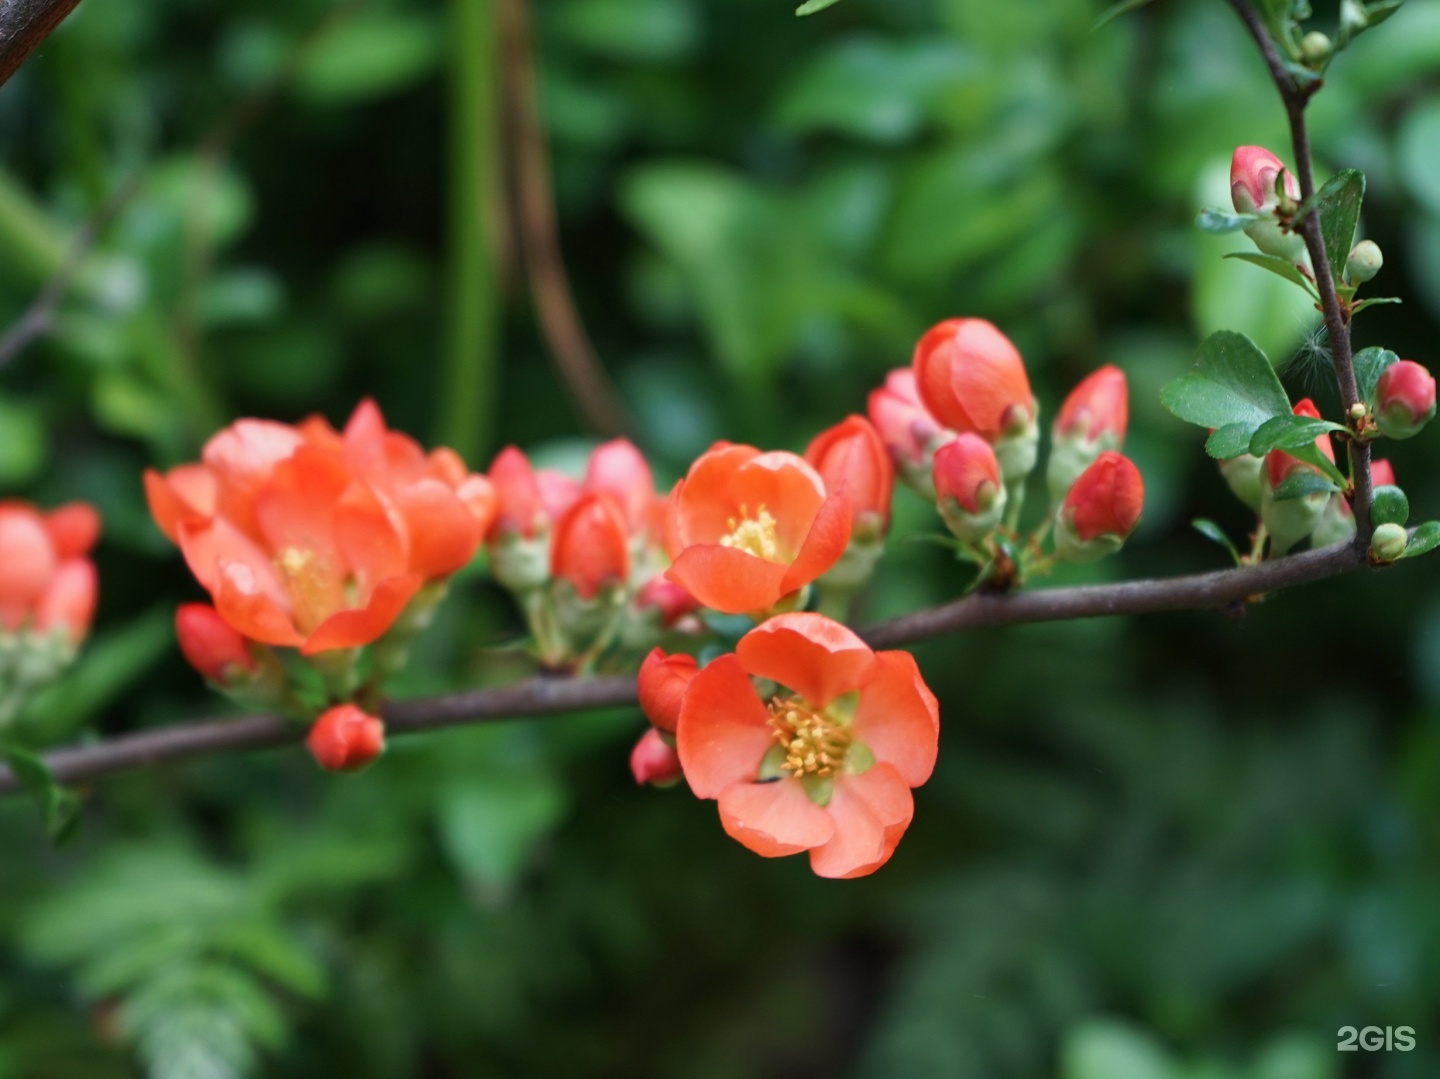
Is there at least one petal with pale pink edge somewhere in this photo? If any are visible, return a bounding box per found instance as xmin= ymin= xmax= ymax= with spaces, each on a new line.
xmin=676 ymin=653 xmax=772 ymax=799
xmin=736 ymin=612 xmax=872 ymax=707
xmin=854 ymin=650 xmax=940 ymax=787
xmin=808 ymin=764 xmax=913 ymax=879
xmin=665 ymin=544 xmax=788 ymax=616
xmin=719 ymin=779 xmax=835 ymax=857
xmin=301 ymin=573 xmax=423 ymax=654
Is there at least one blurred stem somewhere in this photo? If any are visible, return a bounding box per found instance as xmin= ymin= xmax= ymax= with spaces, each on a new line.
xmin=439 ymin=0 xmax=501 ymax=463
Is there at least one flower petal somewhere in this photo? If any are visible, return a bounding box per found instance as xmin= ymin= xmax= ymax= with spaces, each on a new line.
xmin=808 ymin=764 xmax=913 ymax=879
xmin=214 ymin=561 xmax=304 ymax=648
xmin=665 ymin=545 xmax=788 ymax=616
xmin=778 ymin=487 xmax=852 ymax=594
xmin=300 ymin=573 xmax=424 ymax=655
xmin=718 ymin=780 xmax=835 ymax=857
xmin=735 ymin=612 xmax=873 ymax=707
xmin=397 ymin=479 xmax=483 ymax=578
xmin=178 ymin=518 xmax=285 ymax=602
xmin=676 ymin=653 xmax=772 ymax=799
xmin=854 ymin=650 xmax=940 ymax=787
xmin=671 ymin=443 xmax=762 ymax=546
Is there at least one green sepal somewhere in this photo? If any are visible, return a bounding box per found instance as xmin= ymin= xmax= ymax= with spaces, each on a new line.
xmin=1196 ymin=209 xmax=1261 ymax=233
xmin=799 ymin=772 xmax=834 ymax=807
xmin=845 ymin=739 xmax=876 ymax=775
xmin=757 ymin=744 xmax=788 ymax=782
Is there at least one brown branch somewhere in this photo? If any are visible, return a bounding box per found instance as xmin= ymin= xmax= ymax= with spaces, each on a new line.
xmin=0 ymin=542 xmax=1372 ymax=795
xmin=0 ymin=0 xmax=81 ymax=88
xmin=496 ymin=0 xmax=632 ymax=438
xmin=1227 ymin=0 xmax=1373 ymax=541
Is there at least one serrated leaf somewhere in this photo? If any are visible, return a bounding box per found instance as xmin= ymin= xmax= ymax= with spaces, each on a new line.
xmin=1272 ymin=470 xmax=1341 ymax=500
xmin=1224 ymin=251 xmax=1319 ymax=297
xmin=1247 ymin=413 xmax=1347 ymax=456
xmin=1371 ymin=484 xmax=1410 ymax=526
xmin=1094 ymin=0 xmax=1156 ymax=30
xmin=1196 ymin=209 xmax=1260 ymax=233
xmin=1401 ymin=521 xmax=1440 ymax=558
xmin=1205 ymin=424 xmax=1255 ymax=459
xmin=1192 ymin=518 xmax=1241 ymax=564
xmin=1161 ymin=332 xmax=1291 ymax=444
xmin=1353 ymin=346 xmax=1398 ymax=402
xmin=796 ymin=0 xmax=842 ymax=14
xmin=1308 ymin=169 xmax=1365 ymax=281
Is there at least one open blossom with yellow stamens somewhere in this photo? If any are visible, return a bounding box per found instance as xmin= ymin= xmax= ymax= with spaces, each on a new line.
xmin=674 ymin=613 xmax=939 ymax=879
xmin=664 ymin=444 xmax=851 ymax=616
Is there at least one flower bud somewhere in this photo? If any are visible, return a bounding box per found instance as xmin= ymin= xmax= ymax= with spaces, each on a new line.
xmin=33 ymin=560 xmax=97 ymax=645
xmin=1370 ymin=522 xmax=1408 ymax=563
xmin=584 ymin=439 xmax=655 ymax=536
xmin=0 ymin=506 xmax=57 ymax=613
xmin=932 ymin=434 xmax=1005 ymax=542
xmin=1372 ymin=360 xmax=1436 ymax=440
xmin=804 ymin=416 xmax=895 ymax=541
xmin=630 ymin=728 xmax=682 ymax=787
xmin=633 ymin=576 xmax=700 ymax=629
xmin=488 ymin=447 xmax=547 ymax=540
xmin=867 ymin=368 xmax=950 ymax=497
xmin=176 ymin=603 xmax=255 ymax=684
xmin=1260 ymin=399 xmax=1335 ymax=554
xmin=1230 ymin=146 xmax=1308 ymax=265
xmin=913 ymin=319 xmax=1038 ymax=482
xmin=1300 ymin=31 xmax=1332 ymax=64
xmin=1055 ymin=451 xmax=1143 ymax=563
xmin=1346 ymin=239 xmax=1383 ymax=284
xmin=44 ymin=502 xmax=101 ymax=560
xmin=307 ymin=704 xmax=385 ymax=772
xmin=637 ymin=648 xmax=698 ymax=734
xmin=1047 ymin=365 xmax=1128 ymax=501
xmin=1219 ymin=454 xmax=1264 ymax=511
xmin=551 ymin=493 xmax=630 ymax=601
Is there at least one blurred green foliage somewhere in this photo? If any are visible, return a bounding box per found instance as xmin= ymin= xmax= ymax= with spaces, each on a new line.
xmin=2 ymin=0 xmax=1440 ymax=1074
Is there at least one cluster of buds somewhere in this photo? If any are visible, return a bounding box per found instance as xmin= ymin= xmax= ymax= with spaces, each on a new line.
xmin=486 ymin=439 xmax=699 ymax=668
xmin=870 ymin=318 xmax=1143 ymax=575
xmin=0 ymin=502 xmax=99 ymax=727
xmin=149 ymin=399 xmax=496 ymax=771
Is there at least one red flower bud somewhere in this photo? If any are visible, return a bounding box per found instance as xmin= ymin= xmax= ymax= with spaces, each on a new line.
xmin=536 ymin=468 xmax=582 ymax=523
xmin=584 ymin=439 xmax=656 ymax=535
xmin=1264 ymin=398 xmax=1335 ymax=489
xmin=637 ymin=647 xmax=698 ymax=734
xmin=804 ymin=415 xmax=895 ymax=538
xmin=932 ymin=434 xmax=1001 ymax=515
xmin=867 ymin=368 xmax=945 ymax=470
xmin=1230 ymin=145 xmax=1299 ymax=214
xmin=1056 ymin=452 xmax=1143 ymax=562
xmin=176 ymin=603 xmax=255 ymax=683
xmin=488 ymin=447 xmax=547 ymax=539
xmin=43 ymin=502 xmax=101 ymax=560
xmin=913 ymin=318 xmax=1035 ymax=441
xmin=634 ymin=576 xmax=700 ymax=628
xmin=34 ymin=560 xmax=97 ymax=644
xmin=1373 ymin=360 xmax=1436 ymax=440
xmin=551 ymin=493 xmax=630 ymax=600
xmin=0 ymin=505 xmax=57 ymax=615
xmin=1054 ymin=365 xmax=1128 ymax=444
xmin=307 ymin=704 xmax=385 ymax=772
xmin=630 ymin=728 xmax=682 ymax=787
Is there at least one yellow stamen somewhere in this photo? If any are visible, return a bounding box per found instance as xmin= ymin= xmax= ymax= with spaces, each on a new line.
xmin=720 ymin=506 xmax=779 ymax=560
xmin=767 ymin=696 xmax=851 ymax=779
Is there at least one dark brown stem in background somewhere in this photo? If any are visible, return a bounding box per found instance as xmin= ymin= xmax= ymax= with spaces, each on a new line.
xmin=0 ymin=542 xmax=1370 ymax=796
xmin=1226 ymin=0 xmax=1374 ymax=541
xmin=497 ymin=0 xmax=632 ymax=438
xmin=0 ymin=0 xmax=80 ymax=88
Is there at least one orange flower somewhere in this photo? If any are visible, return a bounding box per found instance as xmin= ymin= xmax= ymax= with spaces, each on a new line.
xmin=551 ymin=493 xmax=630 ymax=600
xmin=664 ymin=444 xmax=851 ymax=616
xmin=913 ymin=318 xmax=1035 ymax=442
xmin=804 ymin=416 xmax=894 ymax=539
xmin=148 ymin=401 xmax=491 ymax=654
xmin=0 ymin=500 xmax=100 ymax=643
xmin=676 ymin=613 xmax=939 ymax=879
xmin=637 ymin=647 xmax=699 ymax=733
xmin=307 ymin=704 xmax=385 ymax=772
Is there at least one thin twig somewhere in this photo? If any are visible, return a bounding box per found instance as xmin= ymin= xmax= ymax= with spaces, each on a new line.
xmin=0 ymin=542 xmax=1372 ymax=795
xmin=497 ymin=0 xmax=632 ymax=437
xmin=0 ymin=175 xmax=137 ymax=370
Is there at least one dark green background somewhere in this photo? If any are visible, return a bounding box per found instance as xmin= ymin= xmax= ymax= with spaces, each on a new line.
xmin=2 ymin=0 xmax=1439 ymax=1075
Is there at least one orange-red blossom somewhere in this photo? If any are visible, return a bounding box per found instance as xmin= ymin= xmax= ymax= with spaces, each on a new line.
xmin=0 ymin=500 xmax=100 ymax=644
xmin=674 ymin=613 xmax=939 ymax=879
xmin=146 ymin=400 xmax=495 ymax=655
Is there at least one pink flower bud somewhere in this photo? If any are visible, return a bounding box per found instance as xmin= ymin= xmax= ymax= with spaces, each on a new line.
xmin=1230 ymin=146 xmax=1299 ymax=214
xmin=804 ymin=415 xmax=895 ymax=539
xmin=34 ymin=560 xmax=97 ymax=644
xmin=307 ymin=704 xmax=385 ymax=772
xmin=0 ymin=505 xmax=57 ymax=616
xmin=43 ymin=502 xmax=101 ymax=560
xmin=867 ymin=368 xmax=945 ymax=470
xmin=630 ymin=728 xmax=682 ymax=787
xmin=1056 ymin=451 xmax=1143 ymax=562
xmin=932 ymin=433 xmax=1005 ymax=542
xmin=1054 ymin=365 xmax=1128 ymax=444
xmin=637 ymin=647 xmax=698 ymax=734
xmin=488 ymin=447 xmax=547 ymax=539
xmin=551 ymin=492 xmax=630 ymax=600
xmin=584 ymin=439 xmax=655 ymax=535
xmin=1373 ymin=360 xmax=1436 ymax=440
xmin=176 ymin=603 xmax=255 ymax=683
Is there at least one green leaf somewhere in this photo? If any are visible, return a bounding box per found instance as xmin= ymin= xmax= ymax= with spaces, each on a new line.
xmin=1371 ymin=484 xmax=1410 ymax=526
xmin=796 ymin=0 xmax=842 ymax=14
xmin=1192 ymin=519 xmax=1241 ymax=565
xmin=1205 ymin=423 xmax=1255 ymax=459
xmin=1402 ymin=521 xmax=1440 ymax=558
xmin=1247 ymin=413 xmax=1347 ymax=457
xmin=1272 ymin=470 xmax=1341 ymax=501
xmin=296 ymin=14 xmax=441 ymax=105
xmin=1094 ymin=0 xmax=1156 ymax=30
xmin=0 ymin=747 xmax=81 ymax=844
xmin=1223 ymin=251 xmax=1319 ymax=297
xmin=1350 ymin=296 xmax=1402 ymax=316
xmin=1196 ymin=209 xmax=1260 ymax=233
xmin=1353 ymin=346 xmax=1398 ymax=402
xmin=1307 ymin=169 xmax=1365 ymax=280
xmin=1160 ymin=332 xmax=1291 ymax=443
xmin=1062 ymin=1018 xmax=1178 ymax=1079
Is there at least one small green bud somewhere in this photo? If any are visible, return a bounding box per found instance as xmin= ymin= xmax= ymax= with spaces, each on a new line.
xmin=1301 ymin=31 xmax=1332 ymax=65
xmin=1348 ymin=402 xmax=1367 ymax=422
xmin=1369 ymin=522 xmax=1408 ymax=563
xmin=1345 ymin=239 xmax=1383 ymax=284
